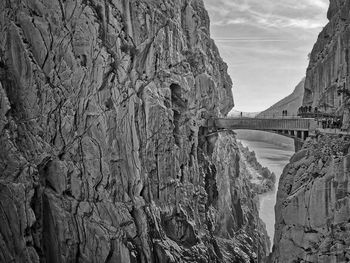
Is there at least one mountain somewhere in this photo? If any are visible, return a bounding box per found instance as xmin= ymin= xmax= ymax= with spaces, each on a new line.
xmin=257 ymin=78 xmax=305 ymax=118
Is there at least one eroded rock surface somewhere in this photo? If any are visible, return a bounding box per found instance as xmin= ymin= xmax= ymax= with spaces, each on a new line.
xmin=272 ymin=135 xmax=350 ymax=262
xmin=238 ymin=141 xmax=276 ymax=194
xmin=303 ymin=0 xmax=350 ymax=129
xmin=0 ymin=0 xmax=268 ymax=262
xmin=212 ymin=133 xmax=270 ymax=262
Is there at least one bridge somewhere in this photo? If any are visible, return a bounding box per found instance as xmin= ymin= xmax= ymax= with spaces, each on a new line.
xmin=204 ymin=117 xmax=318 ymax=151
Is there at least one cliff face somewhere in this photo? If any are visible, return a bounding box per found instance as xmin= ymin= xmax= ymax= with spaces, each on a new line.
xmin=272 ymin=135 xmax=350 ymax=262
xmin=258 ymin=78 xmax=305 ymax=118
xmin=213 ymin=133 xmax=270 ymax=262
xmin=238 ymin=141 xmax=276 ymax=195
xmin=303 ymin=0 xmax=350 ymax=129
xmin=272 ymin=1 xmax=350 ymax=262
xmin=0 ymin=0 xmax=268 ymax=262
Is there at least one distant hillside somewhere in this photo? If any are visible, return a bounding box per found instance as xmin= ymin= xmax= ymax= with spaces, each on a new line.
xmin=229 ymin=109 xmax=260 ymax=118
xmin=257 ymin=78 xmax=305 ymax=118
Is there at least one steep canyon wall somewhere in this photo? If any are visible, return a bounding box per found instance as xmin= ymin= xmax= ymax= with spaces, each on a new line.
xmin=303 ymin=0 xmax=350 ymax=129
xmin=0 ymin=0 xmax=268 ymax=262
xmin=272 ymin=1 xmax=350 ymax=262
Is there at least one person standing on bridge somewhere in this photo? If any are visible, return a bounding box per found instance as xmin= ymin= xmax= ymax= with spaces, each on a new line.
xmin=240 ymin=112 xmax=243 ymax=118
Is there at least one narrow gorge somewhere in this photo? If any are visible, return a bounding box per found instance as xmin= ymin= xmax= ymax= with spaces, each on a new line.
xmin=1 ymin=0 xmax=350 ymax=263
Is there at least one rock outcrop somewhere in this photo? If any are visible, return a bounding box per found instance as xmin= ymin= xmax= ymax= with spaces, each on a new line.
xmin=212 ymin=133 xmax=270 ymax=262
xmin=303 ymin=0 xmax=350 ymax=129
xmin=238 ymin=141 xmax=276 ymax=194
xmin=0 ymin=0 xmax=268 ymax=262
xmin=258 ymin=78 xmax=305 ymax=118
xmin=272 ymin=134 xmax=350 ymax=262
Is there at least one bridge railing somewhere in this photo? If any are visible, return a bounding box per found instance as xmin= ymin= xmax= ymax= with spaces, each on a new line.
xmin=227 ymin=115 xmax=302 ymax=119
xmin=207 ymin=117 xmax=316 ymax=131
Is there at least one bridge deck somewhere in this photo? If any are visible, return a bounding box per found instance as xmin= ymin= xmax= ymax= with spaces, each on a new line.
xmin=206 ymin=118 xmax=316 ymax=131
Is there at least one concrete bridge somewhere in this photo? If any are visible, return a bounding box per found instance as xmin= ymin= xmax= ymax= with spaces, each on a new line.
xmin=204 ymin=117 xmax=318 ymax=151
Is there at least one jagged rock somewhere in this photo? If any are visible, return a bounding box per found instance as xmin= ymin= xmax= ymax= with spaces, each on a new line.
xmin=0 ymin=0 xmax=268 ymax=262
xmin=237 ymin=141 xmax=276 ymax=194
xmin=212 ymin=133 xmax=270 ymax=262
xmin=272 ymin=135 xmax=350 ymax=262
xmin=303 ymin=0 xmax=350 ymax=130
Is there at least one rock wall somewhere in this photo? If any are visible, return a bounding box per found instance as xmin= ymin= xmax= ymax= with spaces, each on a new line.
xmin=272 ymin=134 xmax=350 ymax=262
xmin=212 ymin=132 xmax=270 ymax=262
xmin=0 ymin=0 xmax=268 ymax=262
xmin=238 ymin=141 xmax=276 ymax=194
xmin=303 ymin=0 xmax=350 ymax=129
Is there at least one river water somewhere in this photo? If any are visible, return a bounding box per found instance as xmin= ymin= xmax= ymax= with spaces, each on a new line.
xmin=237 ymin=132 xmax=295 ymax=250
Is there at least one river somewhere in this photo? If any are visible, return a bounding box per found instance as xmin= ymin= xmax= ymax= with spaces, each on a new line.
xmin=236 ymin=131 xmax=295 ymax=251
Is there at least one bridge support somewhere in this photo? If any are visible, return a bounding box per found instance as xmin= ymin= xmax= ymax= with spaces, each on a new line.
xmin=294 ymin=138 xmax=304 ymax=152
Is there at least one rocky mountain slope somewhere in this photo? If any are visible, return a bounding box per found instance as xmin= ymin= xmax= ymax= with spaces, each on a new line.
xmin=0 ymin=0 xmax=269 ymax=262
xmin=272 ymin=1 xmax=350 ymax=262
xmin=257 ymin=78 xmax=305 ymax=118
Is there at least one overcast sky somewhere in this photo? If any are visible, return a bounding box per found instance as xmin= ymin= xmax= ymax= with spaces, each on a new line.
xmin=203 ymin=0 xmax=329 ymax=112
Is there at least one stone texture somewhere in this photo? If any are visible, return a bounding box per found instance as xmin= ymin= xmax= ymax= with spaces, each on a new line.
xmin=238 ymin=141 xmax=276 ymax=194
xmin=272 ymin=134 xmax=350 ymax=262
xmin=212 ymin=132 xmax=270 ymax=262
xmin=0 ymin=0 xmax=268 ymax=262
xmin=303 ymin=0 xmax=350 ymax=129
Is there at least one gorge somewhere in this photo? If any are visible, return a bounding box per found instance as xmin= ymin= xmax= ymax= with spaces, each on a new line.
xmin=0 ymin=0 xmax=350 ymax=263
xmin=0 ymin=0 xmax=268 ymax=262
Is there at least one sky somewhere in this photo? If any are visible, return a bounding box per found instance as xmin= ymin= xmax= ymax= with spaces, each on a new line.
xmin=203 ymin=0 xmax=329 ymax=112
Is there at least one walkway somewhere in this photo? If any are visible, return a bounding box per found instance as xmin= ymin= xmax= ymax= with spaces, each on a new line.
xmin=203 ymin=117 xmax=320 ymax=151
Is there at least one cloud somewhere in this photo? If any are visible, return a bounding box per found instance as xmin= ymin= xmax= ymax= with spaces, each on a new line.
xmin=305 ymin=0 xmax=328 ymax=10
xmin=205 ymin=0 xmax=328 ymax=30
xmin=215 ymin=38 xmax=293 ymax=42
xmin=203 ymin=0 xmax=329 ymax=112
